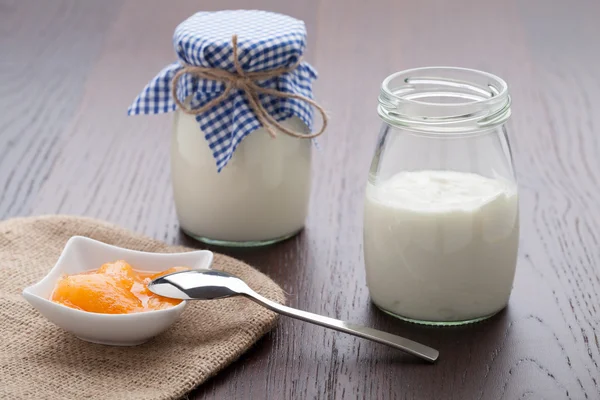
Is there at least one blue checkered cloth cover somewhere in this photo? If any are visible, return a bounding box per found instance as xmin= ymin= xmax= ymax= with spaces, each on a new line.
xmin=128 ymin=10 xmax=317 ymax=171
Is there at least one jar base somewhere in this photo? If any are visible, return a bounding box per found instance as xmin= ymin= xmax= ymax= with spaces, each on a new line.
xmin=181 ymin=228 xmax=302 ymax=248
xmin=374 ymin=303 xmax=503 ymax=326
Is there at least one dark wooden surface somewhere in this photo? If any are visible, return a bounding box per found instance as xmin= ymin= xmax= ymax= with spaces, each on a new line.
xmin=2 ymin=0 xmax=600 ymax=399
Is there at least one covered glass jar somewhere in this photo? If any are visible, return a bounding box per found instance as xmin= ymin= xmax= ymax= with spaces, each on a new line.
xmin=128 ymin=10 xmax=325 ymax=246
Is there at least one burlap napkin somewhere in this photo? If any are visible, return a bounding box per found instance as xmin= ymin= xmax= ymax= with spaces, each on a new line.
xmin=0 ymin=215 xmax=285 ymax=400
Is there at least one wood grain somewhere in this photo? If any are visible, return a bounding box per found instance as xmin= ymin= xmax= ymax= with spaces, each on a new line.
xmin=1 ymin=0 xmax=599 ymax=399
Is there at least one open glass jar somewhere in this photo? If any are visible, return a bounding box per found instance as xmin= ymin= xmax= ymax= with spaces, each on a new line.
xmin=363 ymin=67 xmax=519 ymax=325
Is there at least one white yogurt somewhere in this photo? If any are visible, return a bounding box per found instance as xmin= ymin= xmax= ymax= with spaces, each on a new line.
xmin=363 ymin=170 xmax=519 ymax=322
xmin=171 ymin=110 xmax=312 ymax=243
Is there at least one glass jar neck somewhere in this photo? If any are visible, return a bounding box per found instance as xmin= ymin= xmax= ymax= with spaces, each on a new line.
xmin=378 ymin=67 xmax=511 ymax=134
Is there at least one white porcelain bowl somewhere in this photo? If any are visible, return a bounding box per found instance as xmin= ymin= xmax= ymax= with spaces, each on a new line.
xmin=22 ymin=236 xmax=213 ymax=346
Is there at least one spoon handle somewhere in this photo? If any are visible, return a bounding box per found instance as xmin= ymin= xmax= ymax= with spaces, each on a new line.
xmin=245 ymin=291 xmax=439 ymax=363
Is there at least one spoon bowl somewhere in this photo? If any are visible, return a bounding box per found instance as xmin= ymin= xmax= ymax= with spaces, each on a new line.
xmin=149 ymin=268 xmax=248 ymax=300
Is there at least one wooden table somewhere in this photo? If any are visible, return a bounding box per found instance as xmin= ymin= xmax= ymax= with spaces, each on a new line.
xmin=2 ymin=0 xmax=599 ymax=398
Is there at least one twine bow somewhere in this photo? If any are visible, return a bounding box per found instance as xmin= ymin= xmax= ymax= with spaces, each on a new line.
xmin=171 ymin=35 xmax=327 ymax=139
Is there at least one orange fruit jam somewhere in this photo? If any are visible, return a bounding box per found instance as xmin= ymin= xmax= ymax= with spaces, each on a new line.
xmin=51 ymin=260 xmax=190 ymax=314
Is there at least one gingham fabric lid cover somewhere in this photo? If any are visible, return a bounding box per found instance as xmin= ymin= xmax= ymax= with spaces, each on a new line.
xmin=128 ymin=10 xmax=318 ymax=171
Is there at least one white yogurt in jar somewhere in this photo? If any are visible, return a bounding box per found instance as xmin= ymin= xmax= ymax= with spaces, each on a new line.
xmin=363 ymin=170 xmax=519 ymax=323
xmin=171 ymin=110 xmax=312 ymax=243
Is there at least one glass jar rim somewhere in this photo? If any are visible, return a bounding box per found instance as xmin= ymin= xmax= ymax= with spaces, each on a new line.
xmin=378 ymin=66 xmax=511 ymax=134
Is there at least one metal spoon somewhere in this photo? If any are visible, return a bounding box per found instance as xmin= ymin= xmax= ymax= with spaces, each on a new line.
xmin=148 ymin=269 xmax=439 ymax=363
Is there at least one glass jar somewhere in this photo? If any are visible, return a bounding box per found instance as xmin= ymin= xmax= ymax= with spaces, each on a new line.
xmin=363 ymin=67 xmax=519 ymax=325
xmin=126 ymin=10 xmax=322 ymax=248
xmin=171 ymin=110 xmax=312 ymax=247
